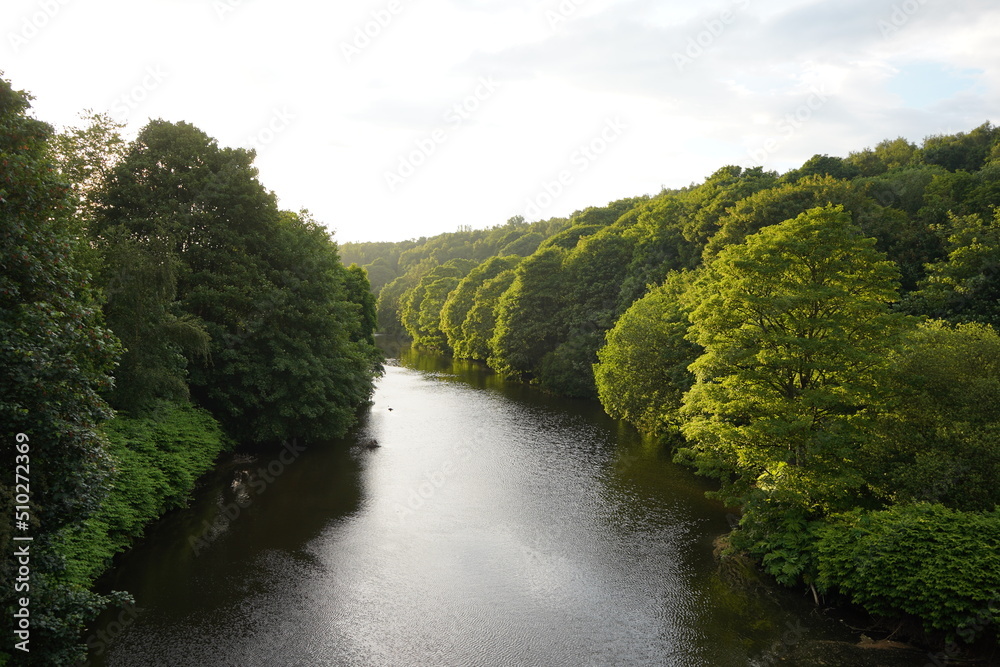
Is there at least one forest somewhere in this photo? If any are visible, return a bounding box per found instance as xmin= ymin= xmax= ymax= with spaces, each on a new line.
xmin=343 ymin=122 xmax=1000 ymax=654
xmin=0 ymin=78 xmax=380 ymax=664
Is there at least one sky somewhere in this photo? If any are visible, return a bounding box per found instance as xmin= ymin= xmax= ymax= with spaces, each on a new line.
xmin=3 ymin=0 xmax=999 ymax=243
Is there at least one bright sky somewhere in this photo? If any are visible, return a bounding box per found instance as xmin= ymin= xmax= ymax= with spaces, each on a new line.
xmin=3 ymin=0 xmax=999 ymax=243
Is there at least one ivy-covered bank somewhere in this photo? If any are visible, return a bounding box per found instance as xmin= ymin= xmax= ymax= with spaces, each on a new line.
xmin=0 ymin=76 xmax=380 ymax=665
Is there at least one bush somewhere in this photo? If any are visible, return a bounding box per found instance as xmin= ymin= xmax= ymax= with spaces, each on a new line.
xmin=56 ymin=402 xmax=229 ymax=586
xmin=728 ymin=496 xmax=825 ymax=588
xmin=815 ymin=503 xmax=1000 ymax=641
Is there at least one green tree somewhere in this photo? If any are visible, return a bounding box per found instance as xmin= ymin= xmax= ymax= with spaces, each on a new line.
xmin=864 ymin=320 xmax=1000 ymax=512
xmin=377 ymin=272 xmax=419 ymax=336
xmin=0 ymin=76 xmax=125 ymax=665
xmin=902 ymin=211 xmax=1000 ymax=328
xmin=222 ymin=209 xmax=380 ymax=442
xmin=97 ymin=121 xmax=377 ymax=442
xmin=539 ymin=230 xmax=636 ymax=397
xmin=680 ymin=205 xmax=912 ymax=511
xmin=498 ymin=231 xmax=544 ymax=255
xmin=675 ymin=166 xmax=779 ymax=269
xmin=856 ymin=165 xmax=946 ymax=289
xmin=100 ymin=233 xmax=210 ymax=413
xmin=399 ymin=258 xmax=477 ymax=351
xmin=703 ymin=175 xmax=874 ymax=259
xmin=490 ymin=246 xmax=569 ymax=379
xmin=595 ymin=271 xmax=700 ymax=435
xmin=360 ymin=256 xmax=398 ymax=295
xmin=441 ymin=255 xmax=521 ymax=355
xmin=921 ymin=122 xmax=1000 ymax=172
xmin=458 ymin=269 xmax=517 ymax=361
xmin=343 ymin=263 xmax=378 ymax=346
xmin=874 ymin=137 xmax=919 ymax=169
xmin=614 ymin=167 xmax=778 ymax=308
xmin=51 ymin=111 xmax=127 ymax=223
xmin=780 ymin=154 xmax=860 ymax=184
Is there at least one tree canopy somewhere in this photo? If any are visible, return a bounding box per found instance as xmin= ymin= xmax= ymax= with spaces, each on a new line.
xmin=680 ymin=205 xmax=912 ymax=510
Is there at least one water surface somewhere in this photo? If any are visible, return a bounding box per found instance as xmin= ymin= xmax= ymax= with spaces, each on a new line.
xmin=94 ymin=348 xmax=856 ymax=666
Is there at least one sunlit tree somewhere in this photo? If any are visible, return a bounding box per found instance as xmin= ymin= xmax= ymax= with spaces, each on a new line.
xmin=680 ymin=205 xmax=912 ymax=510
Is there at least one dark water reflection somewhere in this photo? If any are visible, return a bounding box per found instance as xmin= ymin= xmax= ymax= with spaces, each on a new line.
xmin=93 ymin=345 xmax=857 ymax=666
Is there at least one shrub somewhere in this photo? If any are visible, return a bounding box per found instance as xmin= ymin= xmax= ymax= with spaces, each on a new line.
xmin=56 ymin=402 xmax=229 ymax=586
xmin=815 ymin=503 xmax=1000 ymax=641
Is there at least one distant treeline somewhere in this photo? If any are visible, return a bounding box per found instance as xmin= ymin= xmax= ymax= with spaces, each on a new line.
xmin=343 ymin=123 xmax=1000 ymax=655
xmin=1 ymin=77 xmax=380 ymax=664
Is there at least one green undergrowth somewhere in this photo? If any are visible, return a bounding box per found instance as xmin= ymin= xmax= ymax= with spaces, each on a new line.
xmin=730 ymin=502 xmax=1000 ymax=646
xmin=56 ymin=402 xmax=230 ymax=587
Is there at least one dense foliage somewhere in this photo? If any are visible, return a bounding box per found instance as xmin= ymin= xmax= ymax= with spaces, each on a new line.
xmin=94 ymin=121 xmax=380 ymax=442
xmin=1 ymin=76 xmax=125 ymax=666
xmin=1 ymin=75 xmax=379 ymax=664
xmin=54 ymin=404 xmax=229 ymax=586
xmin=356 ymin=122 xmax=1000 ymax=650
xmin=815 ymin=504 xmax=1000 ymax=640
xmin=680 ymin=205 xmax=911 ymax=513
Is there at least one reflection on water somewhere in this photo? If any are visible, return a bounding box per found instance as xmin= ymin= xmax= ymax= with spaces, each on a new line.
xmin=93 ymin=344 xmax=857 ymax=666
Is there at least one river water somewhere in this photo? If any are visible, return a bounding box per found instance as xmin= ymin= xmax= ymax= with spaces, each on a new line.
xmin=92 ymin=346 xmax=864 ymax=666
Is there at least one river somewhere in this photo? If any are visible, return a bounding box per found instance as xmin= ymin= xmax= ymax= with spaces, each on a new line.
xmin=91 ymin=345 xmax=881 ymax=666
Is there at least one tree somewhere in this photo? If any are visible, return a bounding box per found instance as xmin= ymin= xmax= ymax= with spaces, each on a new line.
xmin=359 ymin=256 xmax=397 ymax=295
xmin=595 ymin=271 xmax=700 ymax=435
xmin=874 ymin=137 xmax=919 ymax=169
xmin=441 ymin=255 xmax=521 ymax=356
xmin=921 ymin=122 xmax=1000 ymax=172
xmin=780 ymin=154 xmax=860 ymax=184
xmin=490 ymin=246 xmax=569 ymax=379
xmin=539 ymin=230 xmax=636 ymax=397
xmin=212 ymin=209 xmax=379 ymax=442
xmin=96 ymin=121 xmax=377 ymax=443
xmin=0 ymin=76 xmax=124 ymax=665
xmin=680 ymin=166 xmax=779 ymax=251
xmin=902 ymin=211 xmax=1000 ymax=328
xmin=342 ymin=263 xmax=378 ymax=346
xmin=100 ymin=232 xmax=209 ymax=413
xmin=51 ymin=111 xmax=127 ymax=222
xmin=680 ymin=205 xmax=912 ymax=511
xmin=863 ymin=320 xmax=1000 ymax=512
xmin=399 ymin=258 xmax=477 ymax=351
xmin=702 ymin=175 xmax=875 ymax=259
xmin=458 ymin=269 xmax=517 ymax=361
xmin=377 ymin=273 xmax=419 ymax=336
